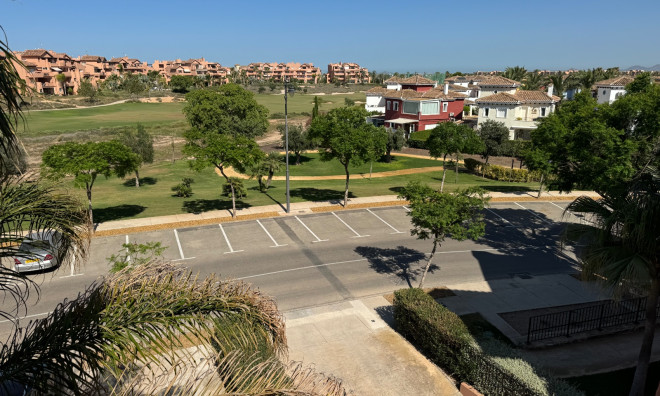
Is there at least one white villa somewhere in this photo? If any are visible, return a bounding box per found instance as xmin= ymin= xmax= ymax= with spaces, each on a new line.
xmin=595 ymin=76 xmax=634 ymax=104
xmin=475 ymin=90 xmax=559 ymax=140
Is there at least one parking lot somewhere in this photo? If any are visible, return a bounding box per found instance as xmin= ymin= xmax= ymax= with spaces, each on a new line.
xmin=90 ymin=200 xmax=579 ymax=268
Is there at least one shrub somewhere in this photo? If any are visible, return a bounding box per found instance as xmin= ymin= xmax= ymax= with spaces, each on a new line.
xmin=461 ymin=159 xmax=542 ymax=182
xmin=407 ymin=130 xmax=431 ymax=149
xmin=393 ymin=288 xmax=582 ymax=396
xmin=463 ymin=158 xmax=482 ymax=172
xmin=222 ymin=178 xmax=247 ymax=198
xmin=258 ymin=86 xmax=266 ymax=94
xmin=171 ymin=177 xmax=194 ymax=197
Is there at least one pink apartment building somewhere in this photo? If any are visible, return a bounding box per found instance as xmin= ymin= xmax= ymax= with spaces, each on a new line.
xmin=15 ymin=49 xmax=83 ymax=95
xmin=152 ymin=58 xmax=230 ymax=84
xmin=242 ymin=62 xmax=322 ymax=83
xmin=327 ymin=62 xmax=370 ymax=84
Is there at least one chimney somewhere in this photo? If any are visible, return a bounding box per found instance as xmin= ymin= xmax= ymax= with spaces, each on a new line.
xmin=443 ymin=82 xmax=449 ymax=95
xmin=547 ymin=84 xmax=554 ymax=97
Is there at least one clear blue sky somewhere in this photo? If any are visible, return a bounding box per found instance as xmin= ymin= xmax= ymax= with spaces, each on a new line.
xmin=3 ymin=0 xmax=659 ymax=72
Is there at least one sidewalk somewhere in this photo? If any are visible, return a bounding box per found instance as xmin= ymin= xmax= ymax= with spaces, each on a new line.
xmin=285 ymin=296 xmax=461 ymax=396
xmin=94 ymin=190 xmax=600 ymax=237
xmin=441 ymin=273 xmax=660 ymax=378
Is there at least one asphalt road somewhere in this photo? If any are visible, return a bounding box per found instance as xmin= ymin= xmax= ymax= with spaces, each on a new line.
xmin=0 ymin=201 xmax=582 ymax=340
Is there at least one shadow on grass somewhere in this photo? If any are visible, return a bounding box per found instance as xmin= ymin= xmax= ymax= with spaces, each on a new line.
xmin=182 ymin=199 xmax=251 ymax=214
xmin=479 ymin=185 xmax=535 ymax=193
xmin=354 ymin=245 xmax=436 ymax=289
xmin=279 ymin=154 xmax=314 ymax=166
xmin=122 ymin=177 xmax=158 ymax=187
xmin=95 ymin=204 xmax=146 ymax=222
xmin=289 ymin=188 xmax=355 ymax=203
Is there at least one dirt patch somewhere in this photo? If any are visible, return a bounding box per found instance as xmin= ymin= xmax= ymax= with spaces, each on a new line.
xmin=139 ymin=96 xmax=176 ymax=103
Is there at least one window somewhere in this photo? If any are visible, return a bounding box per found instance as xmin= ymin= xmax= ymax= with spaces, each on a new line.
xmin=403 ymin=101 xmax=420 ymax=114
xmin=484 ymin=108 xmax=489 ymax=117
xmin=496 ymin=108 xmax=507 ymax=118
xmin=442 ymin=102 xmax=448 ymax=112
xmin=393 ymin=102 xmax=399 ymax=111
xmin=386 ymin=101 xmax=391 ymax=110
xmin=421 ymin=101 xmax=439 ymax=115
xmin=540 ymin=107 xmax=547 ymax=117
xmin=602 ymin=90 xmax=606 ymax=95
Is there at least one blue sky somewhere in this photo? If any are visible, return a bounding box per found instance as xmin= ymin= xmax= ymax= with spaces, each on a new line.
xmin=2 ymin=0 xmax=659 ymax=72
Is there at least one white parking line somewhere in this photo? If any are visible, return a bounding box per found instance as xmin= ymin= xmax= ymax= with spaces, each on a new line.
xmin=514 ymin=202 xmax=552 ymax=224
xmin=172 ymin=229 xmax=195 ymax=261
xmin=125 ymin=235 xmax=131 ymax=262
xmin=295 ymin=216 xmax=328 ymax=243
xmin=332 ymin=212 xmax=369 ymax=238
xmin=549 ymin=201 xmax=567 ymax=211
xmin=0 ymin=311 xmax=51 ymax=325
xmin=219 ymin=224 xmax=243 ymax=254
xmin=486 ymin=208 xmax=514 ymax=227
xmin=366 ymin=208 xmax=403 ymax=234
xmin=257 ymin=219 xmax=287 ymax=247
xmin=402 ymin=206 xmax=411 ymax=212
xmin=59 ymin=273 xmax=84 ymax=279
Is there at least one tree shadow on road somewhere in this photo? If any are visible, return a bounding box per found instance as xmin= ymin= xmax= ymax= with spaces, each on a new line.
xmin=354 ymin=245 xmax=437 ymax=288
xmin=182 ymin=199 xmax=251 ymax=214
xmin=290 ymin=188 xmax=355 ymax=204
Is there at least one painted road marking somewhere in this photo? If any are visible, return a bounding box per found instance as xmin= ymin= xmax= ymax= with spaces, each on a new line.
xmin=295 ymin=216 xmax=328 ymax=243
xmin=257 ymin=219 xmax=287 ymax=247
xmin=486 ymin=208 xmax=514 ymax=227
xmin=0 ymin=311 xmax=51 ymax=325
xmin=366 ymin=208 xmax=403 ymax=234
xmin=125 ymin=235 xmax=131 ymax=262
xmin=219 ymin=224 xmax=243 ymax=254
xmin=172 ymin=229 xmax=195 ymax=261
xmin=402 ymin=206 xmax=411 ymax=212
xmin=332 ymin=212 xmax=369 ymax=238
xmin=514 ymin=202 xmax=552 ymax=224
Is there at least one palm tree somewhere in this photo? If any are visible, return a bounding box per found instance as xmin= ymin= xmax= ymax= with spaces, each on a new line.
xmin=522 ymin=70 xmax=543 ymax=90
xmin=503 ymin=66 xmax=527 ymax=82
xmin=564 ymin=167 xmax=660 ymax=396
xmin=547 ymin=73 xmax=565 ymax=98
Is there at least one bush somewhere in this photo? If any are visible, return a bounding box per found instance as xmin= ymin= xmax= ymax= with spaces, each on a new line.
xmin=171 ymin=177 xmax=194 ymax=197
xmin=222 ymin=178 xmax=247 ymax=198
xmin=407 ymin=130 xmax=431 ymax=149
xmin=393 ymin=288 xmax=582 ymax=396
xmin=462 ymin=159 xmax=542 ymax=182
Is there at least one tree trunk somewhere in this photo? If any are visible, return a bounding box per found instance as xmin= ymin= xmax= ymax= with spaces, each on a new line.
xmin=369 ymin=161 xmax=373 ymax=180
xmin=295 ymin=151 xmax=301 ymax=166
xmin=440 ymin=154 xmax=448 ymax=193
xmin=385 ymin=148 xmax=392 ymax=163
xmin=266 ymin=171 xmax=274 ymax=190
xmin=134 ymin=169 xmax=140 ymax=188
xmin=218 ymin=166 xmax=236 ymax=218
xmin=511 ymin=158 xmax=515 ymax=170
xmin=343 ymin=163 xmax=350 ymax=208
xmin=482 ymin=157 xmax=488 ymax=178
xmin=418 ymin=239 xmax=438 ymax=289
xmin=455 ymin=153 xmax=459 ymax=184
xmin=86 ymin=185 xmax=94 ymax=228
xmin=257 ymin=176 xmax=264 ymax=192
xmin=537 ymin=173 xmax=545 ymax=198
xmin=629 ymin=276 xmax=660 ymax=396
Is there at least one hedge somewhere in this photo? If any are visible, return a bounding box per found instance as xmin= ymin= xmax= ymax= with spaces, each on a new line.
xmin=463 ymin=159 xmax=543 ymax=183
xmin=407 ymin=130 xmax=430 ymax=149
xmin=393 ymin=288 xmax=582 ymax=396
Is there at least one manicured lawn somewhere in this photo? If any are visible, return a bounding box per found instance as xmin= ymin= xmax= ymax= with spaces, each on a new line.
xmin=19 ymin=92 xmax=366 ymax=136
xmin=71 ymin=160 xmax=537 ymax=222
xmin=273 ymin=153 xmax=442 ymax=177
xmin=20 ymin=102 xmax=186 ymax=136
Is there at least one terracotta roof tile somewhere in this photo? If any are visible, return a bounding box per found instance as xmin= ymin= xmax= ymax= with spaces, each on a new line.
xmin=448 ymin=84 xmax=470 ymax=91
xmin=595 ymin=76 xmax=634 ymax=87
xmin=384 ymin=76 xmax=403 ymax=83
xmin=366 ymin=87 xmax=390 ymax=95
xmin=476 ymin=90 xmax=556 ymax=104
xmin=399 ymin=75 xmax=436 ymax=85
xmin=21 ymin=49 xmax=53 ymax=58
xmin=475 ymin=92 xmax=520 ymax=104
xmin=383 ymin=87 xmax=466 ymax=101
xmin=80 ymin=55 xmax=107 ymax=62
xmin=479 ymin=76 xmax=521 ymax=87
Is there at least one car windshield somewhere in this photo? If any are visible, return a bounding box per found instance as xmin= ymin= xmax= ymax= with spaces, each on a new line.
xmin=19 ymin=239 xmax=51 ymax=253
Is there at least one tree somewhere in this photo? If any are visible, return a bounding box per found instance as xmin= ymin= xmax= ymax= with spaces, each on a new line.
xmin=477 ymin=120 xmax=510 ymax=175
xmin=169 ymin=75 xmax=195 ymax=93
xmin=278 ymin=123 xmax=311 ymax=165
xmin=184 ymin=131 xmax=264 ymax=217
xmin=522 ymin=70 xmax=543 ymax=90
xmin=344 ymin=97 xmax=355 ymax=106
xmin=41 ymin=141 xmax=141 ymax=225
xmin=523 ymin=146 xmax=553 ymax=198
xmin=503 ymin=66 xmax=527 ymax=82
xmin=250 ymin=151 xmax=282 ymax=192
xmin=547 ymin=73 xmax=565 ymax=98
xmin=312 ymin=96 xmax=321 ymax=119
xmin=563 ymin=168 xmax=660 ymax=396
xmin=384 ymin=127 xmax=405 ymax=163
xmin=77 ymin=78 xmax=96 ymax=103
xmin=55 ymin=73 xmax=68 ymax=95
xmin=183 ymin=84 xmax=269 ymax=139
xmin=121 ymin=73 xmax=147 ymax=98
xmin=100 ymin=73 xmax=121 ymax=92
xmin=308 ymin=106 xmax=387 ymax=207
xmin=118 ymin=123 xmax=154 ymax=187
xmin=427 ymin=122 xmax=483 ymax=191
xmin=399 ymin=182 xmax=488 ymax=288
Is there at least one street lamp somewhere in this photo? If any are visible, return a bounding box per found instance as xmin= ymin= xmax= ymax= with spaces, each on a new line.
xmin=284 ymin=78 xmax=295 ymax=213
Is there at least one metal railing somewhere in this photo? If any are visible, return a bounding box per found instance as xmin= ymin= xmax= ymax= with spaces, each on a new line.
xmin=527 ymin=297 xmax=659 ymax=343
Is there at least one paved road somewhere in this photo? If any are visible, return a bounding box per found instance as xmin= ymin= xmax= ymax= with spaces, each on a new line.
xmin=0 ymin=201 xmax=581 ymax=340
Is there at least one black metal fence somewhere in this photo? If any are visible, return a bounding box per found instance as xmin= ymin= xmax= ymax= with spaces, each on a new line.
xmin=527 ymin=297 xmax=660 ymax=343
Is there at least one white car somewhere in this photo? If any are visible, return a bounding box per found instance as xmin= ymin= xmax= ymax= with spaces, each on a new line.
xmin=13 ymin=231 xmax=63 ymax=273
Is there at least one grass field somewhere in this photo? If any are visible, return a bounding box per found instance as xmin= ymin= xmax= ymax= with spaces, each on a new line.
xmin=19 ymin=93 xmax=365 ymax=137
xmin=70 ymin=159 xmax=537 ymax=222
xmin=272 ymin=153 xmax=443 ymax=176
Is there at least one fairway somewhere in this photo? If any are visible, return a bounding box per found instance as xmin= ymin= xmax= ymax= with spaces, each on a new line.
xmin=19 ymin=92 xmax=366 ymax=136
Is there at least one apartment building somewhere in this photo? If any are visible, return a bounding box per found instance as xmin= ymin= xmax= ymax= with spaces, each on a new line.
xmin=242 ymin=62 xmax=322 ymax=83
xmin=327 ymin=62 xmax=370 ymax=84
xmin=77 ymin=55 xmax=113 ymax=87
xmin=152 ymin=58 xmax=230 ymax=84
xmin=14 ymin=49 xmax=83 ymax=95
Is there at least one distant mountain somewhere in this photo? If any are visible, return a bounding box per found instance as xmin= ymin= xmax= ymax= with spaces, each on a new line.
xmin=625 ymin=64 xmax=660 ymax=71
